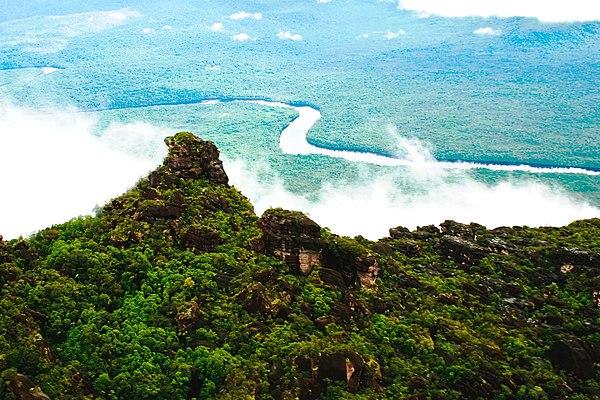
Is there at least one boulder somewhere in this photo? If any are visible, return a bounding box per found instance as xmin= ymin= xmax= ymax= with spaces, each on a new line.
xmin=547 ymin=338 xmax=600 ymax=379
xmin=319 ymin=267 xmax=346 ymax=288
xmin=234 ymin=282 xmax=293 ymax=319
xmin=321 ymin=239 xmax=381 ymax=289
xmin=259 ymin=208 xmax=323 ymax=274
xmin=356 ymin=254 xmax=380 ymax=290
xmin=413 ymin=225 xmax=440 ymax=240
xmin=553 ymin=247 xmax=600 ymax=269
xmin=389 ymin=226 xmax=412 ymax=239
xmin=439 ymin=235 xmax=489 ymax=267
xmin=140 ymin=202 xmax=183 ymax=219
xmin=440 ymin=220 xmax=486 ymax=241
xmin=389 ymin=239 xmax=421 ymax=257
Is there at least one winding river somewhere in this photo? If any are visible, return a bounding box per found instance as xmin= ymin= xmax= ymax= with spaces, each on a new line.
xmin=2 ymin=66 xmax=598 ymax=176
xmin=215 ymin=99 xmax=600 ymax=176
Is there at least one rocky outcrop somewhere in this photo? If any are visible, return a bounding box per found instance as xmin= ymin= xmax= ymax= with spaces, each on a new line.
xmin=164 ymin=132 xmax=228 ymax=185
xmin=138 ymin=202 xmax=184 ymax=220
xmin=258 ymin=208 xmax=323 ymax=274
xmin=552 ymin=247 xmax=600 ymax=269
xmin=8 ymin=374 xmax=50 ymax=400
xmin=321 ymin=238 xmax=381 ymax=289
xmin=295 ymin=351 xmax=381 ymax=398
xmin=356 ymin=254 xmax=380 ymax=290
xmin=440 ymin=220 xmax=486 ymax=241
xmin=177 ymin=225 xmax=222 ymax=253
xmin=439 ymin=235 xmax=489 ymax=267
xmin=547 ymin=338 xmax=600 ymax=379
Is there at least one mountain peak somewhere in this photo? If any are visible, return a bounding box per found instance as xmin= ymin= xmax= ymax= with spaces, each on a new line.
xmin=163 ymin=131 xmax=229 ymax=186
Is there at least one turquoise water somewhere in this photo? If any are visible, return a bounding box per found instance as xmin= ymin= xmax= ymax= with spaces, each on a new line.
xmin=1 ymin=1 xmax=599 ymax=238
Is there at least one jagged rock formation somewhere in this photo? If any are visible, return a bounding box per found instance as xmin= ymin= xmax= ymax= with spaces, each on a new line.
xmin=163 ymin=132 xmax=229 ymax=185
xmin=258 ymin=208 xmax=323 ymax=274
xmin=258 ymin=209 xmax=381 ymax=290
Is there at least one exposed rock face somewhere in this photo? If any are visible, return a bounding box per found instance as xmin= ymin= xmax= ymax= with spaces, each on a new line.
xmin=164 ymin=133 xmax=228 ymax=185
xmin=356 ymin=254 xmax=380 ymax=290
xmin=439 ymin=235 xmax=488 ymax=267
xmin=321 ymin=240 xmax=381 ymax=289
xmin=318 ymin=267 xmax=346 ymax=288
xmin=440 ymin=220 xmax=486 ymax=241
xmin=258 ymin=208 xmax=323 ymax=274
xmin=8 ymin=374 xmax=50 ymax=400
xmin=553 ymin=247 xmax=600 ymax=269
xmin=547 ymin=338 xmax=600 ymax=379
xmin=139 ymin=202 xmax=184 ymax=220
xmin=177 ymin=225 xmax=222 ymax=253
xmin=295 ymin=351 xmax=380 ymax=397
xmin=389 ymin=226 xmax=411 ymax=239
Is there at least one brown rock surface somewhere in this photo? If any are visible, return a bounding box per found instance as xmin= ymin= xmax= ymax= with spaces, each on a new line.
xmin=8 ymin=374 xmax=50 ymax=400
xmin=259 ymin=208 xmax=323 ymax=274
xmin=164 ymin=133 xmax=228 ymax=185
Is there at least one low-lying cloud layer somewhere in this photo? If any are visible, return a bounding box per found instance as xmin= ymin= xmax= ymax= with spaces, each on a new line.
xmin=0 ymin=102 xmax=598 ymax=241
xmin=0 ymin=103 xmax=159 ymax=239
xmin=397 ymin=0 xmax=600 ymax=23
xmin=226 ymin=158 xmax=600 ymax=240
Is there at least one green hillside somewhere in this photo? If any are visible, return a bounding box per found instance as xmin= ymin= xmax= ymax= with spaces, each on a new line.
xmin=1 ymin=133 xmax=599 ymax=399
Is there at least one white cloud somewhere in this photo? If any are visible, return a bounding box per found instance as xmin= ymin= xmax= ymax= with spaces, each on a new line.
xmin=0 ymin=102 xmax=161 ymax=239
xmin=142 ymin=27 xmax=154 ymax=34
xmin=318 ymin=0 xmax=332 ymax=3
xmin=474 ymin=27 xmax=501 ymax=35
xmin=277 ymin=31 xmax=303 ymax=41
xmin=232 ymin=32 xmax=254 ymax=42
xmin=209 ymin=22 xmax=224 ymax=32
xmin=397 ymin=0 xmax=600 ymax=23
xmin=225 ymin=157 xmax=600 ymax=240
xmin=163 ymin=25 xmax=174 ymax=30
xmin=385 ymin=29 xmax=406 ymax=39
xmin=205 ymin=65 xmax=221 ymax=71
xmin=229 ymin=11 xmax=263 ymax=21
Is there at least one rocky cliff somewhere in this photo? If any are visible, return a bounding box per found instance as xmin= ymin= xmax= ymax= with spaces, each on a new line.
xmin=0 ymin=132 xmax=599 ymax=400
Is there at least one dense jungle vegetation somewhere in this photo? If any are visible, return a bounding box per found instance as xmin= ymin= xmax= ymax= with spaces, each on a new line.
xmin=1 ymin=132 xmax=599 ymax=399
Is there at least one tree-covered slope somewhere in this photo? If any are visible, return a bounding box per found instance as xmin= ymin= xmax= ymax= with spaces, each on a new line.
xmin=1 ymin=133 xmax=599 ymax=400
